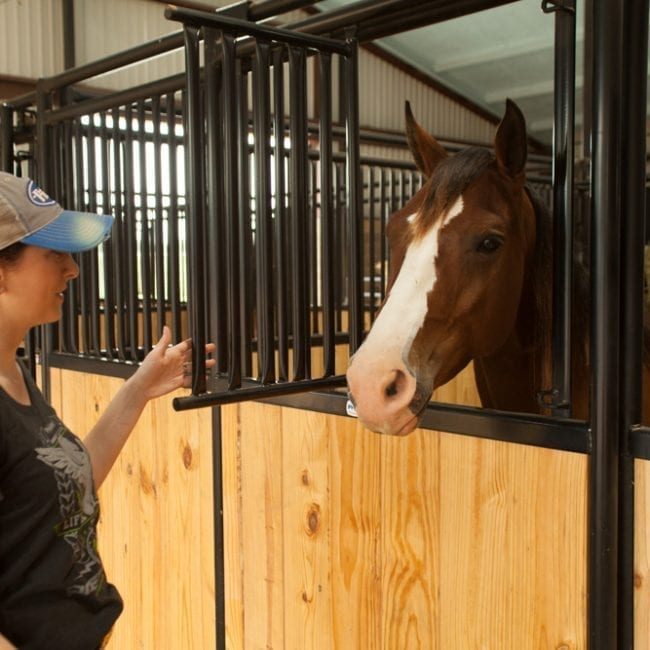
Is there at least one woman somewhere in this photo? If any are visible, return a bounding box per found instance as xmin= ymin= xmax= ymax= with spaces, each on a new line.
xmin=0 ymin=172 xmax=214 ymax=649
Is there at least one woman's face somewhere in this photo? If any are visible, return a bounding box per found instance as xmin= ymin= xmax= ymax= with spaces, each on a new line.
xmin=0 ymin=245 xmax=79 ymax=330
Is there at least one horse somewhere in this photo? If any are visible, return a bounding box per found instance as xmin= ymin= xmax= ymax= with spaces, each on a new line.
xmin=345 ymin=99 xmax=650 ymax=436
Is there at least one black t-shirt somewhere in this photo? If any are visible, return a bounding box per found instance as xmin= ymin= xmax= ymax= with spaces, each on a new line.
xmin=0 ymin=363 xmax=123 ymax=649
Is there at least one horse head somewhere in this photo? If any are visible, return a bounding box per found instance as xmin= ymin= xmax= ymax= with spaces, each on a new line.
xmin=346 ymin=99 xmax=538 ymax=435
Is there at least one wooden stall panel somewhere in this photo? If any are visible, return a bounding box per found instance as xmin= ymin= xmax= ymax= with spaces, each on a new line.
xmin=224 ymin=401 xmax=588 ymax=650
xmin=50 ymin=369 xmax=216 ymax=650
xmin=636 ymin=459 xmax=650 ymax=645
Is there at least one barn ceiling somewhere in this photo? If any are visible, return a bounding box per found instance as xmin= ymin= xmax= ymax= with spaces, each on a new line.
xmin=314 ymin=0 xmax=650 ymax=148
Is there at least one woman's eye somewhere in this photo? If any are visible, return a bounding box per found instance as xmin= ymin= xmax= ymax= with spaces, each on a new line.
xmin=476 ymin=235 xmax=503 ymax=254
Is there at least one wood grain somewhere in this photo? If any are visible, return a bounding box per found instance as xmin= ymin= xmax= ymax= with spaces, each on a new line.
xmin=46 ymin=368 xmax=650 ymax=649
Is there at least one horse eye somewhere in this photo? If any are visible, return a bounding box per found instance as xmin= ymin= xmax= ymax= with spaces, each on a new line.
xmin=476 ymin=235 xmax=503 ymax=254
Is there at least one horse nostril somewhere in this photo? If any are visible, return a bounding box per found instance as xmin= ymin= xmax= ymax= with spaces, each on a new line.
xmin=384 ymin=369 xmax=409 ymax=400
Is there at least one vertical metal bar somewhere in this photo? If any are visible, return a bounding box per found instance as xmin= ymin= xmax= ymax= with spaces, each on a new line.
xmin=543 ymin=0 xmax=576 ymax=417
xmin=151 ymin=94 xmax=166 ymax=339
xmin=588 ymin=0 xmax=623 ymax=647
xmin=111 ymin=105 xmax=127 ymax=361
xmin=253 ymin=40 xmax=276 ymax=384
xmin=343 ymin=37 xmax=363 ymax=353
xmin=238 ymin=69 xmax=253 ymax=380
xmin=183 ymin=25 xmax=207 ymax=393
xmin=204 ymin=29 xmax=228 ymax=376
xmin=379 ymin=166 xmax=387 ymax=305
xmin=618 ymin=2 xmax=649 ymax=648
xmin=223 ymin=34 xmax=242 ymax=389
xmin=137 ymin=100 xmax=153 ymax=353
xmin=72 ymin=117 xmax=91 ymax=356
xmin=98 ymin=110 xmax=115 ymax=360
xmin=165 ymin=92 xmax=183 ymax=342
xmin=319 ymin=51 xmax=335 ymax=376
xmin=86 ymin=113 xmax=101 ymax=356
xmin=1 ymin=103 xmax=13 ymax=171
xmin=334 ymin=161 xmax=344 ymax=332
xmin=272 ymin=48 xmax=290 ymax=381
xmin=123 ymin=103 xmax=140 ymax=362
xmin=210 ymin=406 xmax=226 ymax=650
xmin=288 ymin=45 xmax=310 ymax=380
xmin=368 ymin=165 xmax=377 ymax=321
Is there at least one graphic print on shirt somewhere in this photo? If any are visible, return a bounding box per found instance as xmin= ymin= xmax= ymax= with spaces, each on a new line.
xmin=35 ymin=417 xmax=106 ymax=596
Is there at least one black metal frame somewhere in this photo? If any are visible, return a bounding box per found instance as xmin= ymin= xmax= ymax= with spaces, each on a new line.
xmin=0 ymin=0 xmax=648 ymax=648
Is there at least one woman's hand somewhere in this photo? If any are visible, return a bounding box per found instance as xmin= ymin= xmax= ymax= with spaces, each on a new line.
xmin=85 ymin=326 xmax=216 ymax=488
xmin=129 ymin=326 xmax=217 ymax=400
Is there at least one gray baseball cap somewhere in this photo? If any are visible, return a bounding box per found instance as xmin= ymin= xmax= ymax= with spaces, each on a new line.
xmin=0 ymin=172 xmax=113 ymax=252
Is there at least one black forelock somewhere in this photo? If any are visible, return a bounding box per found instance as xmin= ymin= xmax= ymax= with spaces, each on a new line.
xmin=421 ymin=146 xmax=494 ymax=221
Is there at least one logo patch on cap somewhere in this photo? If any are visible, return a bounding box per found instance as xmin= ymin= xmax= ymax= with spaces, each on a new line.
xmin=26 ymin=180 xmax=57 ymax=207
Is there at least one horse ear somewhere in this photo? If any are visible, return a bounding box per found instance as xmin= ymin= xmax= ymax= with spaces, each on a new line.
xmin=494 ymin=98 xmax=527 ymax=179
xmin=405 ymin=101 xmax=447 ymax=178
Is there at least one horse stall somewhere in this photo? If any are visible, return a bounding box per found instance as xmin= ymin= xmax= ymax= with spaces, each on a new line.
xmin=1 ymin=0 xmax=649 ymax=648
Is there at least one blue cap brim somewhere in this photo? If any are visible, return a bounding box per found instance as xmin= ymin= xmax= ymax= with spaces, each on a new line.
xmin=21 ymin=210 xmax=114 ymax=253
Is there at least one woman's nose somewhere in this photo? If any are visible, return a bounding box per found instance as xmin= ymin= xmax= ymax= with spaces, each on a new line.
xmin=64 ymin=254 xmax=80 ymax=279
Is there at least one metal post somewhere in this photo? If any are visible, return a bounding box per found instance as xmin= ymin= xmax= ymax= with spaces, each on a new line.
xmin=588 ymin=0 xmax=623 ymax=647
xmin=182 ymin=25 xmax=207 ymax=394
xmin=618 ymin=1 xmax=649 ymax=648
xmin=542 ymin=0 xmax=576 ymax=417
xmin=343 ymin=35 xmax=363 ymax=353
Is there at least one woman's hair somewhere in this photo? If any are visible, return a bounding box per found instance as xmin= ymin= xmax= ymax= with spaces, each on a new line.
xmin=0 ymin=241 xmax=27 ymax=268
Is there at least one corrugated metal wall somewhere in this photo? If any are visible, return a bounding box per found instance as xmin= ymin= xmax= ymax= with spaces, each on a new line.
xmin=358 ymin=50 xmax=496 ymax=148
xmin=1 ymin=0 xmax=496 ymax=144
xmin=0 ymin=0 xmax=64 ymax=78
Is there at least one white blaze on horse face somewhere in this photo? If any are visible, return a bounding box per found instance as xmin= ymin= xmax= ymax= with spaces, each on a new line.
xmin=359 ymin=197 xmax=465 ymax=369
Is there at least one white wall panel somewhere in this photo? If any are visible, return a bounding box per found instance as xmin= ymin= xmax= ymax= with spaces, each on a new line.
xmin=358 ymin=47 xmax=496 ymax=145
xmin=1 ymin=0 xmax=64 ymax=78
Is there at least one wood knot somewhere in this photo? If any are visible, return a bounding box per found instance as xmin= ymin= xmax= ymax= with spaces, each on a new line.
xmin=182 ymin=443 xmax=193 ymax=470
xmin=301 ymin=470 xmax=310 ymax=486
xmin=305 ymin=503 xmax=321 ymax=536
xmin=139 ymin=464 xmax=156 ymax=496
xmin=634 ymin=572 xmax=643 ymax=589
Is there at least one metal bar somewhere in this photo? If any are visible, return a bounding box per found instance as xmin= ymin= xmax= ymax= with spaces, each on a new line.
xmin=237 ymin=68 xmax=253 ymax=380
xmin=247 ymin=0 xmax=322 ymax=21
xmin=272 ymin=48 xmax=290 ymax=382
xmin=618 ymin=1 xmax=649 ymax=647
xmin=222 ymin=34 xmax=243 ymax=389
xmin=318 ymin=51 xmax=335 ymax=376
xmin=137 ymin=100 xmax=153 ymax=353
xmin=543 ymin=0 xmax=576 ymax=417
xmin=210 ymin=406 xmax=226 ymax=650
xmin=203 ymin=29 xmax=226 ymax=374
xmin=43 ymin=75 xmax=186 ymax=125
xmin=165 ymin=92 xmax=183 ymax=342
xmin=284 ymin=0 xmax=517 ymax=41
xmin=343 ymin=37 xmax=363 ymax=353
xmin=252 ymin=40 xmax=276 ymax=384
xmin=40 ymin=31 xmax=186 ymax=93
xmin=173 ymin=375 xmax=348 ymax=410
xmin=98 ymin=110 xmax=116 ymax=360
xmin=151 ymin=95 xmax=166 ymax=340
xmin=631 ymin=426 xmax=650 ymax=460
xmin=165 ymin=5 xmax=352 ymax=55
xmin=183 ymin=25 xmax=207 ymax=394
xmin=85 ymin=114 xmax=101 ymax=356
xmin=288 ymin=46 xmax=311 ymax=380
xmin=0 ymin=103 xmax=13 ymax=171
xmin=123 ymin=103 xmax=140 ymax=362
xmin=111 ymin=105 xmax=127 ymax=361
xmin=588 ymin=0 xmax=623 ymax=646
